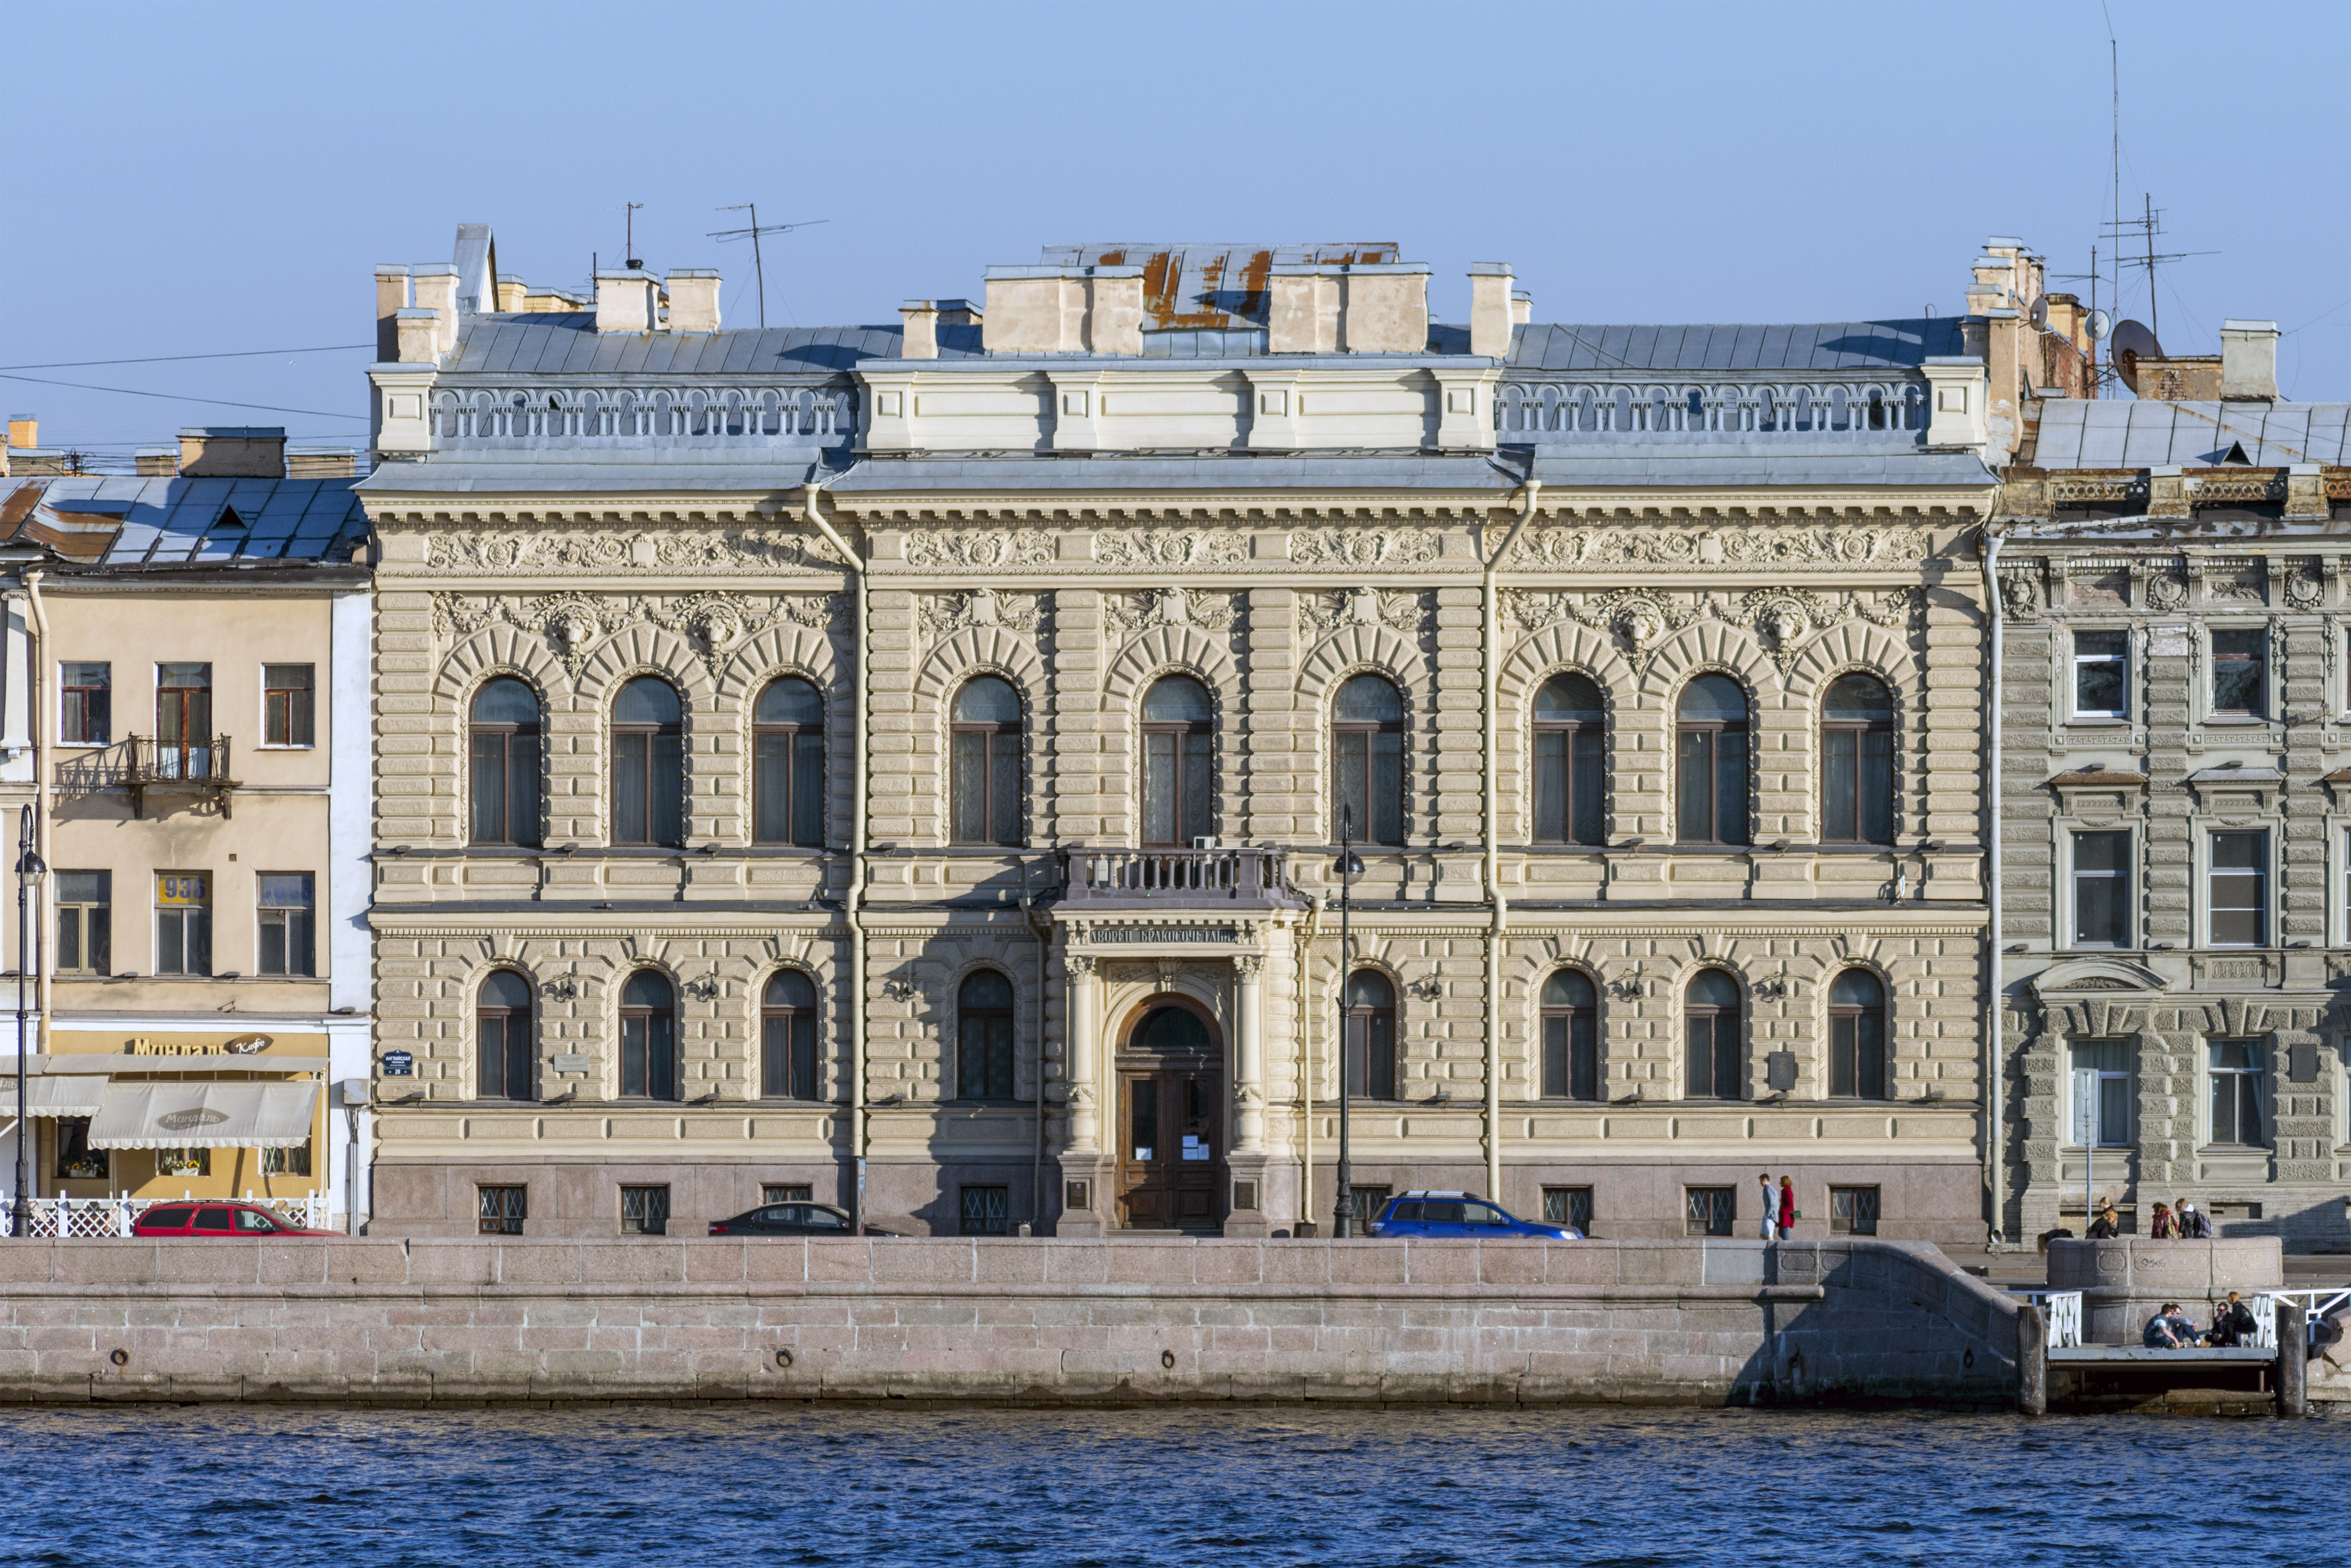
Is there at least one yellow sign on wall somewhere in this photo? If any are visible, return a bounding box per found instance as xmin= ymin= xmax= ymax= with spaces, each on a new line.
xmin=155 ymin=873 xmax=210 ymax=906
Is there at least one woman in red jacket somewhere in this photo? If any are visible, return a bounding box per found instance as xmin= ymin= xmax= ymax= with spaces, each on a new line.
xmin=1777 ymin=1176 xmax=1797 ymax=1239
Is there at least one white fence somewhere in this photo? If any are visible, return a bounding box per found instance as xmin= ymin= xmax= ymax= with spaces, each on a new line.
xmin=2014 ymin=1290 xmax=2084 ymax=1349
xmin=0 ymin=1194 xmax=329 ymax=1237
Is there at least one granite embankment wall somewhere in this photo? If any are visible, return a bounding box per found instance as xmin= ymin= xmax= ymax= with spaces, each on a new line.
xmin=0 ymin=1237 xmax=2021 ymax=1407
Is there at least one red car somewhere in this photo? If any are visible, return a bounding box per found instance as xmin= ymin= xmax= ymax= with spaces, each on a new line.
xmin=131 ymin=1202 xmax=341 ymax=1238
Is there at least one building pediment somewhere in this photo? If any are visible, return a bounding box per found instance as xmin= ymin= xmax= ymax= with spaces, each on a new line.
xmin=2030 ymin=957 xmax=2167 ymax=1000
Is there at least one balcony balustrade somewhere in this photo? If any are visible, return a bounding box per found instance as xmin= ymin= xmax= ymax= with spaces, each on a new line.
xmin=1061 ymin=847 xmax=1302 ymax=910
xmin=55 ymin=734 xmax=238 ymax=819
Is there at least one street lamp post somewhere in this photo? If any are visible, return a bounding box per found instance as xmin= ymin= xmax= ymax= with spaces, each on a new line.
xmin=13 ymin=805 xmax=44 ymax=1238
xmin=1330 ymin=806 xmax=1364 ymax=1239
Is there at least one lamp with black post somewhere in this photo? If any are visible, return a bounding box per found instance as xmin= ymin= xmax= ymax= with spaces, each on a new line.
xmin=13 ymin=805 xmax=45 ymax=1239
xmin=1330 ymin=804 xmax=1365 ymax=1239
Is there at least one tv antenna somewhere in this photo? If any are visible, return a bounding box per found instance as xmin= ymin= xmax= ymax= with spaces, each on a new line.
xmin=711 ymin=205 xmax=829 ymax=330
xmin=2100 ymin=195 xmax=2215 ymax=345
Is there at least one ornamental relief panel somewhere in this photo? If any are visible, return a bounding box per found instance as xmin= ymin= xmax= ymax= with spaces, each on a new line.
xmin=1092 ymin=529 xmax=1250 ymax=570
xmin=901 ymin=529 xmax=1056 ymax=571
xmin=432 ymin=590 xmax=843 ymax=678
xmin=1501 ymin=585 xmax=1922 ymax=673
xmin=1509 ymin=521 xmax=1931 ymax=570
xmin=1296 ymin=587 xmax=1434 ymax=644
xmin=1286 ymin=526 xmax=1441 ymax=569
xmin=1102 ymin=587 xmax=1242 ymax=639
xmin=423 ymin=529 xmax=834 ymax=576
xmin=917 ymin=588 xmax=1043 ymax=647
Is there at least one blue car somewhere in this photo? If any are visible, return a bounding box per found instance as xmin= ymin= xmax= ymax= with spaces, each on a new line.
xmin=1367 ymin=1191 xmax=1580 ymax=1240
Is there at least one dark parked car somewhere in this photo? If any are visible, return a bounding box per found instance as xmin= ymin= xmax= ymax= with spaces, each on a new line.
xmin=707 ymin=1202 xmax=901 ymax=1237
xmin=1366 ymin=1191 xmax=1580 ymax=1240
xmin=132 ymin=1202 xmax=341 ymax=1238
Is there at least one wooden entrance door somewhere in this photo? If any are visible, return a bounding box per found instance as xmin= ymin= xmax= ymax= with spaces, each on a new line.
xmin=1118 ymin=1065 xmax=1224 ymax=1229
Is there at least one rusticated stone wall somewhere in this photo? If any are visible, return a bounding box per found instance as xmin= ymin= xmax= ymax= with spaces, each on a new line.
xmin=0 ymin=1238 xmax=2018 ymax=1407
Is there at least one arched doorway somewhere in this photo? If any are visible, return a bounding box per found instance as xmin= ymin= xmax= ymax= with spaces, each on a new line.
xmin=1115 ymin=996 xmax=1224 ymax=1230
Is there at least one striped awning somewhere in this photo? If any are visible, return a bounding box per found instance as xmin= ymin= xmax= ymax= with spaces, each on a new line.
xmin=86 ymin=1081 xmax=318 ymax=1149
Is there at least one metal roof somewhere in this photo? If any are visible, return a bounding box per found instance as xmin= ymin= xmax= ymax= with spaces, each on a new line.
xmin=1507 ymin=320 xmax=1964 ymax=374
xmin=0 ymin=477 xmax=366 ymax=568
xmin=442 ymin=317 xmax=934 ymax=377
xmin=2030 ymin=400 xmax=2351 ymax=468
xmin=1531 ymin=448 xmax=1994 ymax=489
xmin=356 ymin=453 xmax=834 ymax=496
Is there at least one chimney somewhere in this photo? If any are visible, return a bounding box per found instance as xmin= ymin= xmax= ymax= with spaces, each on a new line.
xmin=410 ymin=264 xmax=461 ymax=357
xmin=1510 ymin=289 xmax=1532 ymax=327
xmin=452 ymin=223 xmax=497 ymax=316
xmin=495 ymin=274 xmax=529 ymax=312
xmin=374 ymin=265 xmax=410 ymax=361
xmin=2220 ymin=319 xmax=2280 ymax=401
xmin=667 ymin=270 xmax=721 ymax=332
xmin=6 ymin=417 xmax=33 ymax=450
xmin=1469 ymin=263 xmax=1515 ymax=358
xmin=595 ymin=270 xmax=659 ymax=333
xmin=136 ymin=446 xmax=177 ymax=476
xmin=936 ymin=299 xmax=982 ymax=327
xmin=900 ymin=300 xmax=940 ymax=359
xmin=287 ymin=447 xmax=359 ymax=478
xmin=177 ymin=427 xmax=286 ymax=479
xmin=1267 ymin=270 xmax=1340 ymax=354
xmin=393 ymin=308 xmax=442 ymax=363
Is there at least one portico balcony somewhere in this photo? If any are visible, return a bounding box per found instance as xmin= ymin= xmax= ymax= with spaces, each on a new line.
xmin=1060 ymin=847 xmax=1304 ymax=911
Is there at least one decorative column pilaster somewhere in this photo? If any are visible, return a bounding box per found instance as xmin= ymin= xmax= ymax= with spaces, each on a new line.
xmin=1064 ymin=954 xmax=1101 ymax=1155
xmin=1233 ymin=953 xmax=1267 ymax=1154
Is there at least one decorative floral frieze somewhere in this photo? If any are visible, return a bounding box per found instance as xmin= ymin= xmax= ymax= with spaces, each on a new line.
xmin=1287 ymin=527 xmax=1440 ymax=569
xmin=1502 ymin=585 xmax=1924 ymax=672
xmin=917 ymin=588 xmax=1041 ymax=646
xmin=901 ymin=529 xmax=1056 ymax=571
xmin=1102 ymin=587 xmax=1241 ymax=638
xmin=1296 ymin=587 xmax=1431 ymax=643
xmin=425 ymin=529 xmax=830 ymax=576
xmin=431 ymin=590 xmax=843 ymax=678
xmin=1092 ymin=529 xmax=1250 ymax=570
xmin=1510 ymin=523 xmax=1930 ymax=570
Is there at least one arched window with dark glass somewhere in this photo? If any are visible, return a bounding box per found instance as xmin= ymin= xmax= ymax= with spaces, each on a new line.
xmin=950 ymin=677 xmax=1022 ymax=846
xmin=1140 ymin=675 xmax=1213 ymax=847
xmin=1684 ymin=969 xmax=1742 ymax=1100
xmin=1821 ymin=673 xmax=1894 ymax=845
xmin=1333 ymin=675 xmax=1405 ymax=845
xmin=619 ymin=969 xmax=677 ymax=1100
xmin=1541 ymin=969 xmax=1598 ymax=1101
xmin=1675 ymin=675 xmax=1750 ymax=846
xmin=1829 ymin=969 xmax=1887 ymax=1099
xmin=1533 ymin=672 xmax=1605 ymax=845
xmin=1343 ymin=969 xmax=1396 ymax=1100
xmin=753 ymin=676 xmax=824 ymax=847
xmin=476 ymin=969 xmax=534 ymax=1100
xmin=611 ymin=677 xmax=684 ymax=847
xmin=762 ymin=969 xmax=819 ymax=1101
xmin=469 ymin=678 xmax=542 ymax=847
xmin=957 ymin=969 xmax=1016 ymax=1099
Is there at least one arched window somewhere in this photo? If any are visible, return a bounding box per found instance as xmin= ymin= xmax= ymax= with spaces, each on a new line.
xmin=611 ymin=678 xmax=684 ymax=847
xmin=753 ymin=677 xmax=824 ymax=847
xmin=1822 ymin=673 xmax=1894 ymax=845
xmin=619 ymin=970 xmax=677 ymax=1100
xmin=1541 ymin=969 xmax=1598 ymax=1101
xmin=1675 ymin=675 xmax=1750 ymax=846
xmin=476 ymin=969 xmax=534 ymax=1099
xmin=950 ymin=677 xmax=1021 ymax=846
xmin=469 ymin=678 xmax=542 ymax=847
xmin=1343 ymin=969 xmax=1396 ymax=1100
xmin=762 ymin=970 xmax=819 ymax=1101
xmin=1684 ymin=969 xmax=1742 ymax=1100
xmin=1533 ymin=673 xmax=1605 ymax=845
xmin=1140 ymin=675 xmax=1214 ymax=847
xmin=1829 ymin=969 xmax=1888 ymax=1100
xmin=1332 ymin=675 xmax=1405 ymax=845
xmin=957 ymin=970 xmax=1016 ymax=1099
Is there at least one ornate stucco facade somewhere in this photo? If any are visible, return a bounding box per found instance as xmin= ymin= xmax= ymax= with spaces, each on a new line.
xmin=358 ymin=228 xmax=2008 ymax=1242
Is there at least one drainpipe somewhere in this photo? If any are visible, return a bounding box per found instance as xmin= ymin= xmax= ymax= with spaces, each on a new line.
xmin=1298 ymin=892 xmax=1322 ymax=1232
xmin=1026 ymin=894 xmax=1050 ymax=1233
xmin=1978 ymin=522 xmax=2004 ymax=1248
xmin=22 ymin=574 xmax=49 ymax=1043
xmin=799 ymin=484 xmax=866 ymax=1227
xmin=1482 ymin=480 xmax=1540 ymax=1203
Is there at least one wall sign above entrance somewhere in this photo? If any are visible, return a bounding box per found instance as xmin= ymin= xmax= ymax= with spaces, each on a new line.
xmin=1089 ymin=926 xmax=1239 ymax=945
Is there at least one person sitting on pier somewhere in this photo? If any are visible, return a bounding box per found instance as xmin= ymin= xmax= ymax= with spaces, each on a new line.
xmin=2209 ymin=1291 xmax=2259 ymax=1348
xmin=2143 ymin=1303 xmax=2196 ymax=1349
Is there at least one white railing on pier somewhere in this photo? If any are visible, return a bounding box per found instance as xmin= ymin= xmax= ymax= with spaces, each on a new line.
xmin=433 ymin=386 xmax=855 ymax=443
xmin=2014 ymin=1290 xmax=2084 ymax=1349
xmin=0 ymin=1194 xmax=328 ymax=1237
xmin=1497 ymin=379 xmax=1929 ymax=440
xmin=2264 ymin=1289 xmax=2351 ymax=1350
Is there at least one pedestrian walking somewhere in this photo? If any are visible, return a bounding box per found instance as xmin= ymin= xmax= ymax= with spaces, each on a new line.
xmin=2086 ymin=1200 xmax=2121 ymax=1238
xmin=2180 ymin=1201 xmax=2213 ymax=1239
xmin=2150 ymin=1202 xmax=2177 ymax=1239
xmin=1758 ymin=1174 xmax=1776 ymax=1241
xmin=1776 ymin=1176 xmax=1796 ymax=1240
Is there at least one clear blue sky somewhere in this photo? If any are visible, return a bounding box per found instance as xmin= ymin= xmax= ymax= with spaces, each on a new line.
xmin=9 ymin=0 xmax=2349 ymax=457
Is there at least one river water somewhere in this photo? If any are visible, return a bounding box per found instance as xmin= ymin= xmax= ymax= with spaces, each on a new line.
xmin=1 ymin=1404 xmax=2338 ymax=1566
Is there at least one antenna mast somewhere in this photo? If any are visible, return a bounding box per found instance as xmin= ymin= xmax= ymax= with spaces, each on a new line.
xmin=711 ymin=208 xmax=830 ymax=330
xmin=625 ymin=202 xmax=644 ymax=270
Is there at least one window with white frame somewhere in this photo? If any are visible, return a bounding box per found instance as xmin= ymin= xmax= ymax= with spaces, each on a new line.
xmin=2209 ymin=628 xmax=2267 ymax=718
xmin=2071 ymin=630 xmax=2128 ymax=718
xmin=2071 ymin=830 xmax=2130 ymax=947
xmin=2207 ymin=1040 xmax=2266 ymax=1148
xmin=2068 ymin=1040 xmax=2131 ymax=1148
xmin=2208 ymin=830 xmax=2267 ymax=947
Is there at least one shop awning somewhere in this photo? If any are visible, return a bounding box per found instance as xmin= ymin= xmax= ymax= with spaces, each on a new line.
xmin=87 ymin=1082 xmax=319 ymax=1149
xmin=24 ymin=1076 xmax=107 ymax=1117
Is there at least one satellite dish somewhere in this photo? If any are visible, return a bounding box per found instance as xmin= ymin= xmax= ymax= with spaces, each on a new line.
xmin=2029 ymin=297 xmax=2050 ymax=331
xmin=2108 ymin=318 xmax=2161 ymax=393
xmin=2087 ymin=308 xmax=2112 ymax=342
